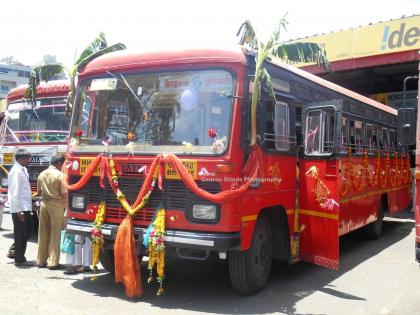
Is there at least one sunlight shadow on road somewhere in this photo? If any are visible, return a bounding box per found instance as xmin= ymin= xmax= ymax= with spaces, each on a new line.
xmin=66 ymin=212 xmax=413 ymax=315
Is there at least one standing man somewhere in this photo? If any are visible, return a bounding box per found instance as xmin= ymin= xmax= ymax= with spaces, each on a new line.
xmin=37 ymin=154 xmax=67 ymax=270
xmin=8 ymin=148 xmax=33 ymax=267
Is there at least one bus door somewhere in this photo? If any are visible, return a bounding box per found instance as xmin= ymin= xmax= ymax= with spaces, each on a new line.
xmin=297 ymin=100 xmax=341 ymax=270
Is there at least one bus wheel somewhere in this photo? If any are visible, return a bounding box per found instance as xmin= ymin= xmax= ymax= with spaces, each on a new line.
xmin=362 ymin=201 xmax=384 ymax=240
xmin=99 ymin=249 xmax=115 ymax=274
xmin=228 ymin=215 xmax=273 ymax=294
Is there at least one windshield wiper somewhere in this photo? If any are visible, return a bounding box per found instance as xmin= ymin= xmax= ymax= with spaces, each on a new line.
xmin=105 ymin=71 xmax=143 ymax=106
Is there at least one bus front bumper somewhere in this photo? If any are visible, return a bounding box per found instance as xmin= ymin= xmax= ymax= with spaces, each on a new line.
xmin=66 ymin=219 xmax=241 ymax=252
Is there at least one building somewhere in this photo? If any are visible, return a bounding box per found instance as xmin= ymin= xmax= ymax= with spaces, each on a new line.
xmin=291 ymin=14 xmax=419 ymax=108
xmin=0 ymin=63 xmax=31 ymax=100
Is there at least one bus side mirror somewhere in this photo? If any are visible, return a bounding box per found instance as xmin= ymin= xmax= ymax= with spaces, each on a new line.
xmin=398 ymin=108 xmax=416 ymax=146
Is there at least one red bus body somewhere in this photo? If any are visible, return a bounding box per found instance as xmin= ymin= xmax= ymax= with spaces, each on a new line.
xmin=415 ymin=65 xmax=420 ymax=263
xmin=64 ymin=47 xmax=411 ymax=293
xmin=0 ymin=80 xmax=70 ymax=203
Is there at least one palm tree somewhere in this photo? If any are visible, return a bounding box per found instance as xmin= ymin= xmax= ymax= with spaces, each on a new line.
xmin=26 ymin=32 xmax=126 ymax=110
xmin=236 ymin=15 xmax=331 ymax=146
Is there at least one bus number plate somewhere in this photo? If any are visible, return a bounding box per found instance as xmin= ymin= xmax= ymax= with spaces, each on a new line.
xmin=165 ymin=160 xmax=197 ymax=180
xmin=79 ymin=158 xmax=100 ymax=176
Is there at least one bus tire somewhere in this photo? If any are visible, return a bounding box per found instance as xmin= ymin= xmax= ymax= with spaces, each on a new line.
xmin=362 ymin=201 xmax=384 ymax=240
xmin=228 ymin=215 xmax=272 ymax=294
xmin=99 ymin=249 xmax=115 ymax=274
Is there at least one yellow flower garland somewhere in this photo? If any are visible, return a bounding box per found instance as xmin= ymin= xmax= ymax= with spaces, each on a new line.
xmin=91 ymin=201 xmax=106 ymax=281
xmin=109 ymin=158 xmax=159 ymax=216
xmin=147 ymin=207 xmax=166 ymax=296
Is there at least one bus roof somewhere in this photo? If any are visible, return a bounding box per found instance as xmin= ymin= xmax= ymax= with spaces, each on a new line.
xmin=81 ymin=46 xmax=247 ymax=75
xmin=270 ymin=58 xmax=398 ymax=115
xmin=7 ymin=80 xmax=70 ymax=103
xmin=81 ymin=46 xmax=396 ymax=115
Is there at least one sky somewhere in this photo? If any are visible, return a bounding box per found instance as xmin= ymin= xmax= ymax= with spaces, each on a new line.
xmin=1 ymin=0 xmax=418 ymax=69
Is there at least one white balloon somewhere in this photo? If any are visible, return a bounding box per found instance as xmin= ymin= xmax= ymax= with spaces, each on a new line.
xmin=180 ymin=88 xmax=199 ymax=111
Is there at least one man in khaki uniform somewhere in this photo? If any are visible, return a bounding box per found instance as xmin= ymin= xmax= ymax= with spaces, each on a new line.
xmin=36 ymin=154 xmax=67 ymax=269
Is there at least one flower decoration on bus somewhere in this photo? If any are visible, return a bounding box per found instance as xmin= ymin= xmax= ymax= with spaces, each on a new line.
xmin=146 ymin=206 xmax=166 ymax=296
xmin=268 ymin=163 xmax=282 ymax=188
xmin=305 ymin=165 xmax=339 ymax=211
xmin=208 ymin=127 xmax=217 ymax=138
xmin=208 ymin=127 xmax=226 ymax=154
xmin=76 ymin=129 xmax=83 ymax=139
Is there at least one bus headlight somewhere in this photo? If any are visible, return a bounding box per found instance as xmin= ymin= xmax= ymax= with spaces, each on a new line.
xmin=71 ymin=195 xmax=86 ymax=210
xmin=192 ymin=204 xmax=217 ymax=220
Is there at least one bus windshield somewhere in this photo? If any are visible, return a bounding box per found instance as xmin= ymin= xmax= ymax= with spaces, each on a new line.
xmin=71 ymin=69 xmax=234 ymax=155
xmin=1 ymin=97 xmax=70 ymax=144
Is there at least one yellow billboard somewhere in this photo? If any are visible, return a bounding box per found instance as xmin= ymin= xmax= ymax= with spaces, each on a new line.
xmin=291 ymin=15 xmax=420 ymax=65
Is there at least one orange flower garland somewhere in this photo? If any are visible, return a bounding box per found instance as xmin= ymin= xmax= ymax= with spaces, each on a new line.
xmin=63 ymin=147 xmax=261 ymax=298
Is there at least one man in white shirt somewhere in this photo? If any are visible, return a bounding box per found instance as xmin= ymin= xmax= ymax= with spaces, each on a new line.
xmin=8 ymin=148 xmax=33 ymax=267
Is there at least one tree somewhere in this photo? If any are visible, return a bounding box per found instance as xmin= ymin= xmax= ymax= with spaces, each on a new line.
xmin=236 ymin=15 xmax=331 ymax=146
xmin=26 ymin=32 xmax=126 ymax=109
xmin=0 ymin=56 xmax=25 ymax=66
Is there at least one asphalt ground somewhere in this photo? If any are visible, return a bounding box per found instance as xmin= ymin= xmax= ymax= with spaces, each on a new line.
xmin=1 ymin=209 xmax=419 ymax=315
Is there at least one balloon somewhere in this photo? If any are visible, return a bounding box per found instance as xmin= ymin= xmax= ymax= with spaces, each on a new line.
xmin=180 ymin=88 xmax=199 ymax=111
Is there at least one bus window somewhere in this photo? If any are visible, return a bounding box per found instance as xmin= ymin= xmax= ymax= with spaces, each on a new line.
xmin=390 ymin=129 xmax=397 ymax=150
xmin=264 ymin=100 xmax=290 ymax=151
xmin=378 ymin=126 xmax=384 ymax=149
xmin=304 ymin=107 xmax=335 ymax=155
xmin=372 ymin=126 xmax=378 ymax=149
xmin=322 ymin=108 xmax=334 ymax=153
xmin=340 ymin=117 xmax=348 ymax=153
xmin=382 ymin=128 xmax=389 ymax=150
xmin=274 ymin=101 xmax=290 ymax=151
xmin=366 ymin=124 xmax=373 ymax=152
xmin=355 ymin=121 xmax=363 ymax=154
xmin=350 ymin=120 xmax=355 ymax=150
xmin=305 ymin=110 xmax=321 ymax=155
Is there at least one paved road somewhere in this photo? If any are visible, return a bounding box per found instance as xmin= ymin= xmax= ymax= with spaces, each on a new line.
xmin=1 ymin=210 xmax=419 ymax=315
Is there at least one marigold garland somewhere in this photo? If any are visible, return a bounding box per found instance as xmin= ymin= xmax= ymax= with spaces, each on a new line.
xmin=63 ymin=148 xmax=260 ymax=297
xmin=91 ymin=201 xmax=106 ymax=281
xmin=108 ymin=157 xmax=159 ymax=216
xmin=147 ymin=207 xmax=166 ymax=296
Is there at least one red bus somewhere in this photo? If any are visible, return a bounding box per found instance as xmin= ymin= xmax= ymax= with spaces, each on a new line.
xmin=414 ymin=66 xmax=420 ymax=263
xmin=64 ymin=47 xmax=411 ymax=294
xmin=0 ymin=80 xmax=70 ymax=226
